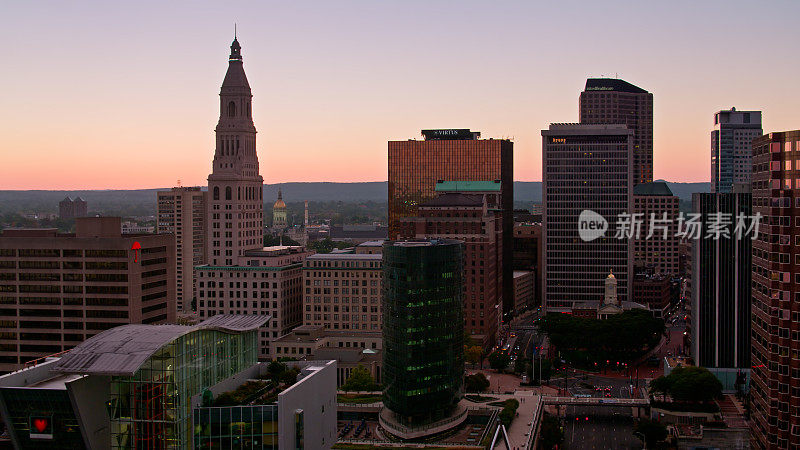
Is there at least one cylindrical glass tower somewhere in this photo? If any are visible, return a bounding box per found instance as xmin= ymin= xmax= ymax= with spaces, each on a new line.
xmin=382 ymin=239 xmax=464 ymax=425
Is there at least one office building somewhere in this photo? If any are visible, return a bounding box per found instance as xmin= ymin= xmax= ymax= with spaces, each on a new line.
xmin=388 ymin=130 xmax=514 ymax=317
xmin=512 ymin=222 xmax=542 ymax=307
xmin=542 ymin=124 xmax=634 ymax=312
xmin=0 ymin=315 xmax=337 ymax=450
xmin=633 ymin=181 xmax=679 ymax=275
xmin=206 ymin=37 xmax=264 ymax=266
xmin=196 ymin=245 xmax=311 ymax=360
xmin=750 ymin=130 xmax=800 ymax=449
xmin=691 ymin=190 xmax=752 ymax=391
xmin=157 ymin=186 xmax=207 ymax=312
xmin=632 ymin=266 xmax=674 ymax=318
xmin=711 ymin=108 xmax=762 ymax=193
xmin=303 ymin=253 xmax=382 ymax=332
xmin=579 ymin=78 xmax=653 ymax=184
xmin=381 ymin=240 xmax=465 ymax=438
xmin=0 ymin=216 xmax=176 ymax=372
xmin=513 ymin=270 xmax=535 ymax=313
xmin=399 ymin=181 xmax=502 ymax=348
xmin=58 ymin=197 xmax=87 ymax=220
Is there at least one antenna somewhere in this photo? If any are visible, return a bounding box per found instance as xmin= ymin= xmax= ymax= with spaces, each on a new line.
xmin=234 ymin=23 xmax=237 ymax=39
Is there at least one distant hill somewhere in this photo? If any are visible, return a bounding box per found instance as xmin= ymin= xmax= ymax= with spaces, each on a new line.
xmin=0 ymin=181 xmax=710 ymax=216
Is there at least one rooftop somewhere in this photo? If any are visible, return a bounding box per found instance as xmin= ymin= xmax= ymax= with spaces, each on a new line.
xmin=389 ymin=238 xmax=462 ymax=247
xmin=633 ymin=181 xmax=674 ymax=196
xmin=306 ymin=253 xmax=383 ymax=261
xmin=435 ymin=180 xmax=501 ymax=192
xmin=53 ymin=315 xmax=269 ymax=376
xmin=420 ymin=193 xmax=483 ymax=208
xmin=584 ymin=78 xmax=649 ymax=94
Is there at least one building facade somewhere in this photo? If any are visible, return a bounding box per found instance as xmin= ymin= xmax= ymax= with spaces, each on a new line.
xmin=58 ymin=197 xmax=87 ymax=220
xmin=512 ymin=222 xmax=542 ymax=307
xmin=387 ymin=130 xmax=514 ymax=317
xmin=196 ymin=246 xmax=310 ymax=360
xmin=633 ymin=181 xmax=679 ymax=276
xmin=542 ymin=124 xmax=634 ymax=312
xmin=0 ymin=216 xmax=176 ymax=372
xmin=302 ymin=253 xmax=382 ymax=332
xmin=711 ymin=108 xmax=762 ymax=194
xmin=513 ymin=270 xmax=535 ymax=313
xmin=399 ymin=184 xmax=502 ymax=348
xmin=750 ymin=130 xmax=800 ymax=449
xmin=579 ymin=78 xmax=653 ymax=185
xmin=381 ymin=240 xmax=464 ymax=429
xmin=691 ymin=191 xmax=752 ymax=383
xmin=157 ymin=186 xmax=207 ymax=311
xmin=206 ymin=38 xmax=264 ymax=266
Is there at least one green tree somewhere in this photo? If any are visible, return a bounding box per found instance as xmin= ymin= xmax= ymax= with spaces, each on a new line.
xmin=649 ymin=366 xmax=722 ymax=403
xmin=465 ymin=345 xmax=483 ymax=365
xmin=267 ymin=361 xmax=287 ymax=376
xmin=488 ymin=351 xmax=511 ymax=371
xmin=464 ymin=373 xmax=490 ymax=393
xmin=538 ymin=414 xmax=564 ymax=449
xmin=341 ymin=365 xmax=378 ymax=392
xmin=635 ymin=418 xmax=667 ymax=448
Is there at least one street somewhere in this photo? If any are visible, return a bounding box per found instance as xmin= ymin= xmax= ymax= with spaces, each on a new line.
xmin=562 ymin=406 xmax=643 ymax=450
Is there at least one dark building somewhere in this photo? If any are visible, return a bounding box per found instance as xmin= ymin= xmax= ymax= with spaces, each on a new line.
xmin=750 ymin=130 xmax=800 ymax=449
xmin=632 ymin=266 xmax=674 ymax=318
xmin=58 ymin=197 xmax=87 ymax=220
xmin=399 ymin=183 xmax=502 ymax=349
xmin=388 ymin=130 xmax=513 ymax=318
xmin=381 ymin=239 xmax=464 ymax=427
xmin=690 ymin=190 xmax=752 ymax=384
xmin=580 ymin=78 xmax=653 ymax=185
xmin=711 ymin=108 xmax=762 ymax=194
xmin=512 ymin=222 xmax=541 ymax=307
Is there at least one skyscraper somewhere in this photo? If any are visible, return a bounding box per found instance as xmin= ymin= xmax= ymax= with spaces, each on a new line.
xmin=157 ymin=186 xmax=207 ymax=311
xmin=690 ymin=190 xmax=752 ymax=384
xmin=750 ymin=130 xmax=800 ymax=449
xmin=206 ymin=38 xmax=263 ymax=266
xmin=633 ymin=181 xmax=679 ymax=276
xmin=542 ymin=124 xmax=633 ymax=312
xmin=381 ymin=239 xmax=464 ymax=436
xmin=580 ymin=78 xmax=653 ymax=185
xmin=711 ymin=108 xmax=762 ymax=193
xmin=388 ymin=129 xmax=513 ymax=316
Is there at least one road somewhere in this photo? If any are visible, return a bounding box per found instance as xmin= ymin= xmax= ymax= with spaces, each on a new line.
xmin=563 ymin=406 xmax=643 ymax=450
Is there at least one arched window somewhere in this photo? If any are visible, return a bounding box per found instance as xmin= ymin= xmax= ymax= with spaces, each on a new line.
xmin=213 ymin=186 xmax=219 ymax=200
xmin=228 ymin=101 xmax=236 ymax=117
xmin=238 ymin=187 xmax=241 ymax=200
xmin=225 ymin=186 xmax=232 ymax=200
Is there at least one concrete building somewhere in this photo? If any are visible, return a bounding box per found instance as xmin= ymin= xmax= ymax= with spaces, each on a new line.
xmin=513 ymin=270 xmax=535 ymax=313
xmin=512 ymin=222 xmax=542 ymax=307
xmin=0 ymin=315 xmax=337 ymax=450
xmin=303 ymin=253 xmax=382 ymax=332
xmin=579 ymin=78 xmax=653 ymax=185
xmin=196 ymin=245 xmax=311 ymax=360
xmin=58 ymin=197 xmax=87 ymax=220
xmin=542 ymin=124 xmax=634 ymax=312
xmin=157 ymin=186 xmax=207 ymax=312
xmin=206 ymin=38 xmax=264 ymax=266
xmin=399 ymin=182 xmax=502 ymax=348
xmin=711 ymin=108 xmax=762 ymax=193
xmin=0 ymin=216 xmax=176 ymax=372
xmin=750 ymin=130 xmax=800 ymax=449
xmin=633 ymin=181 xmax=679 ymax=276
xmin=329 ymin=225 xmax=388 ymax=244
xmin=270 ymin=325 xmax=382 ymax=386
xmin=388 ymin=129 xmax=514 ymax=318
xmin=690 ymin=189 xmax=752 ymax=393
xmin=120 ymin=221 xmax=154 ymax=234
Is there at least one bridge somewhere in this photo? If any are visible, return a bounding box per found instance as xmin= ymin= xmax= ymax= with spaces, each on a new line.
xmin=542 ymin=396 xmax=649 ymax=407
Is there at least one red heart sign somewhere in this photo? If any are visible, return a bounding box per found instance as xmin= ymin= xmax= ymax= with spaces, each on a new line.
xmin=32 ymin=418 xmax=48 ymax=433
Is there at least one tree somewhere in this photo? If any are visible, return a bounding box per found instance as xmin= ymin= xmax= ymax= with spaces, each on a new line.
xmin=280 ymin=367 xmax=300 ymax=385
xmin=464 ymin=373 xmax=490 ymax=393
xmin=635 ymin=418 xmax=667 ymax=448
xmin=341 ymin=365 xmax=378 ymax=392
xmin=465 ymin=346 xmax=483 ymax=365
xmin=514 ymin=356 xmax=528 ymax=374
xmin=488 ymin=351 xmax=511 ymax=371
xmin=649 ymin=366 xmax=722 ymax=403
xmin=538 ymin=414 xmax=564 ymax=449
xmin=267 ymin=361 xmax=287 ymax=376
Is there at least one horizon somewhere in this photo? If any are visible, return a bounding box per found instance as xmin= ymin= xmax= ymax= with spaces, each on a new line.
xmin=3 ymin=1 xmax=800 ymax=189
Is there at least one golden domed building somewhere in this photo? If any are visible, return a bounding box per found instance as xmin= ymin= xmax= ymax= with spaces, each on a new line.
xmin=272 ymin=189 xmax=288 ymax=229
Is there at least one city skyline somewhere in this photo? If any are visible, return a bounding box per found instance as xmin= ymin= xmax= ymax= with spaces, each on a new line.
xmin=2 ymin=1 xmax=800 ymax=189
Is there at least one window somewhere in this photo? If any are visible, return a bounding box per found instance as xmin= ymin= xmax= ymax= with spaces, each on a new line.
xmin=225 ymin=186 xmax=232 ymax=200
xmin=213 ymin=186 xmax=219 ymax=200
xmin=227 ymin=101 xmax=236 ymax=117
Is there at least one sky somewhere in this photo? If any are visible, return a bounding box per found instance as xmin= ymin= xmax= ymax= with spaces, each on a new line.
xmin=2 ymin=0 xmax=799 ymax=190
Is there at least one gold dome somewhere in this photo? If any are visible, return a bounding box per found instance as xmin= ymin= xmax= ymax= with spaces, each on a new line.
xmin=273 ymin=189 xmax=286 ymax=209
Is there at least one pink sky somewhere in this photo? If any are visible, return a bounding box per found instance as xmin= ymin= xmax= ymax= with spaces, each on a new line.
xmin=2 ymin=1 xmax=800 ymax=189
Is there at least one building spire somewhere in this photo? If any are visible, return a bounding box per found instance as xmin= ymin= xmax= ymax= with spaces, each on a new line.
xmin=229 ymin=33 xmax=242 ymax=62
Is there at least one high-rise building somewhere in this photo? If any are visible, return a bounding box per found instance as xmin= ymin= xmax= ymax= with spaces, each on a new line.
xmin=399 ymin=181 xmax=502 ymax=348
xmin=157 ymin=186 xmax=207 ymax=312
xmin=633 ymin=181 xmax=679 ymax=275
xmin=388 ymin=129 xmax=514 ymax=317
xmin=206 ymin=38 xmax=263 ymax=266
xmin=302 ymin=252 xmax=383 ymax=332
xmin=690 ymin=190 xmax=752 ymax=383
xmin=58 ymin=197 xmax=87 ymax=220
xmin=512 ymin=222 xmax=542 ymax=307
xmin=542 ymin=124 xmax=634 ymax=312
xmin=381 ymin=239 xmax=465 ymax=436
xmin=711 ymin=108 xmax=762 ymax=193
xmin=0 ymin=216 xmax=176 ymax=372
xmin=750 ymin=130 xmax=800 ymax=449
xmin=580 ymin=78 xmax=653 ymax=185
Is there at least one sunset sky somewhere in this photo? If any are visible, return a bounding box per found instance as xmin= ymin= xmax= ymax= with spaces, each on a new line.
xmin=2 ymin=0 xmax=799 ymax=190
